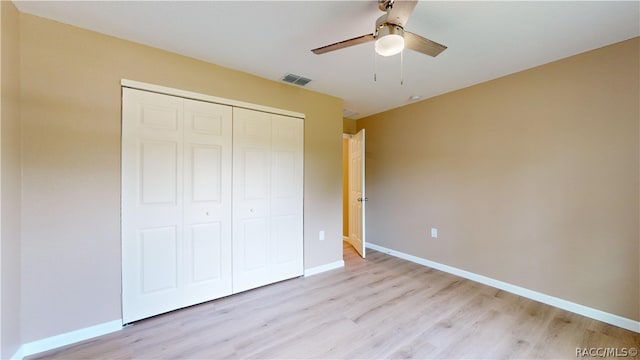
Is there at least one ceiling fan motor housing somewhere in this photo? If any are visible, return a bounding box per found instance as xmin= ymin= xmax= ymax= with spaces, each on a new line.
xmin=375 ymin=12 xmax=404 ymax=37
xmin=376 ymin=22 xmax=404 ymax=39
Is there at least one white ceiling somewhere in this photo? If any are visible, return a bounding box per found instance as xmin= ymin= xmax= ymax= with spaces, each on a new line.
xmin=14 ymin=1 xmax=640 ymax=119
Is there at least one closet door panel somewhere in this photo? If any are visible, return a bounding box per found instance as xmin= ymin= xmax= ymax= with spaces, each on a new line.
xmin=233 ymin=109 xmax=303 ymax=293
xmin=122 ymin=88 xmax=184 ymax=323
xmin=232 ymin=108 xmax=273 ymax=293
xmin=183 ymin=99 xmax=233 ymax=304
xmin=270 ymin=115 xmax=304 ymax=279
xmin=124 ymin=86 xmax=303 ymax=321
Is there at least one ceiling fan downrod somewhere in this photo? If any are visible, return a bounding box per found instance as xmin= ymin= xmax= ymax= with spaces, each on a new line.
xmin=378 ymin=0 xmax=394 ymax=12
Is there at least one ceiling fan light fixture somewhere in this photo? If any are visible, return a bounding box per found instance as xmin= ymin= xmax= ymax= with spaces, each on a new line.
xmin=375 ymin=34 xmax=404 ymax=56
xmin=375 ymin=24 xmax=405 ymax=57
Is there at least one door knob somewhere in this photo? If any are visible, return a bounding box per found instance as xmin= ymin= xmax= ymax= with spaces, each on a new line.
xmin=357 ymin=197 xmax=369 ymax=202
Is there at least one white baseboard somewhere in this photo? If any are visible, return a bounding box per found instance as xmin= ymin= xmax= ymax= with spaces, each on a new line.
xmin=10 ymin=346 xmax=24 ymax=360
xmin=304 ymin=260 xmax=345 ymax=277
xmin=19 ymin=319 xmax=122 ymax=359
xmin=366 ymin=243 xmax=640 ymax=333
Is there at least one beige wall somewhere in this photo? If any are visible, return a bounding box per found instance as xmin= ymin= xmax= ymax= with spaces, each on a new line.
xmin=358 ymin=37 xmax=639 ymax=321
xmin=343 ymin=118 xmax=357 ymax=135
xmin=19 ymin=13 xmax=343 ymax=343
xmin=1 ymin=1 xmax=22 ymax=358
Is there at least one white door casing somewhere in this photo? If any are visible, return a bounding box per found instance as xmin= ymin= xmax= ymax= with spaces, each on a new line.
xmin=348 ymin=129 xmax=366 ymax=258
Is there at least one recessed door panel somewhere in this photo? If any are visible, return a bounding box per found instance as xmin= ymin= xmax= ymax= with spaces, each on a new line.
xmin=243 ymin=150 xmax=268 ymax=199
xmin=241 ymin=115 xmax=271 ymax=140
xmin=273 ymin=215 xmax=300 ymax=264
xmin=139 ymin=104 xmax=178 ymax=130
xmin=189 ymin=223 xmax=222 ymax=282
xmin=273 ymin=119 xmax=303 ymax=148
xmin=232 ymin=218 xmax=270 ymax=293
xmin=140 ymin=140 xmax=178 ymax=205
xmin=125 ymin=224 xmax=183 ymax=322
xmin=242 ymin=219 xmax=268 ymax=271
xmin=191 ymin=145 xmax=222 ymax=203
xmin=140 ymin=227 xmax=178 ymax=293
xmin=192 ymin=113 xmax=222 ymax=135
xmin=273 ymin=151 xmax=297 ymax=199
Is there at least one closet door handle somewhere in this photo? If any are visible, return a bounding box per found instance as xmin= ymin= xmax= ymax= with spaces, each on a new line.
xmin=357 ymin=197 xmax=368 ymax=202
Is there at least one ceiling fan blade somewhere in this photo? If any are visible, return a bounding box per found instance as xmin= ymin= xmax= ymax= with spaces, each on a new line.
xmin=404 ymin=31 xmax=447 ymax=57
xmin=387 ymin=0 xmax=418 ymax=27
xmin=311 ymin=34 xmax=375 ymax=55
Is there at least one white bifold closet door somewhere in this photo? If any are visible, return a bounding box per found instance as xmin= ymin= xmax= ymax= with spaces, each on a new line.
xmin=122 ymin=88 xmax=233 ymax=323
xmin=122 ymin=87 xmax=303 ymax=324
xmin=232 ymin=108 xmax=304 ymax=293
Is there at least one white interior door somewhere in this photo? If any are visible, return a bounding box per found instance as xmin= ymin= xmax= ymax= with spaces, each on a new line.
xmin=232 ymin=108 xmax=303 ymax=293
xmin=122 ymin=88 xmax=232 ymax=323
xmin=348 ymin=129 xmax=366 ymax=258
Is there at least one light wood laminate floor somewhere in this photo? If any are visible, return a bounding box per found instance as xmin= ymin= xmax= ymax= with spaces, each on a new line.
xmin=31 ymin=243 xmax=639 ymax=359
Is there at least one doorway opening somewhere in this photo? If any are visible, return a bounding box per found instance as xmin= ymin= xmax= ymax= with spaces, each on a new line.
xmin=342 ymin=130 xmax=366 ymax=259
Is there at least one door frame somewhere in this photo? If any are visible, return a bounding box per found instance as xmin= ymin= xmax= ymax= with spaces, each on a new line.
xmin=121 ymin=79 xmax=305 ymax=119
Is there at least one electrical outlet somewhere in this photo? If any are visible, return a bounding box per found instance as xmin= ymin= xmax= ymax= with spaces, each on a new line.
xmin=319 ymin=230 xmax=325 ymax=241
xmin=431 ymin=228 xmax=438 ymax=239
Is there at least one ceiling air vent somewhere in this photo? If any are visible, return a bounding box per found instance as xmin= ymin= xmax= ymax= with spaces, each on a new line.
xmin=343 ymin=109 xmax=359 ymax=119
xmin=282 ymin=73 xmax=312 ymax=86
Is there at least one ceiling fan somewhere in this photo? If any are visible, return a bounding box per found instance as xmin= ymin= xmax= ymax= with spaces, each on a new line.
xmin=311 ymin=0 xmax=447 ymax=58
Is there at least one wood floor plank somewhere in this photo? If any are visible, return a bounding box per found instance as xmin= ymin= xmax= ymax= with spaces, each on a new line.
xmin=29 ymin=242 xmax=640 ymax=359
